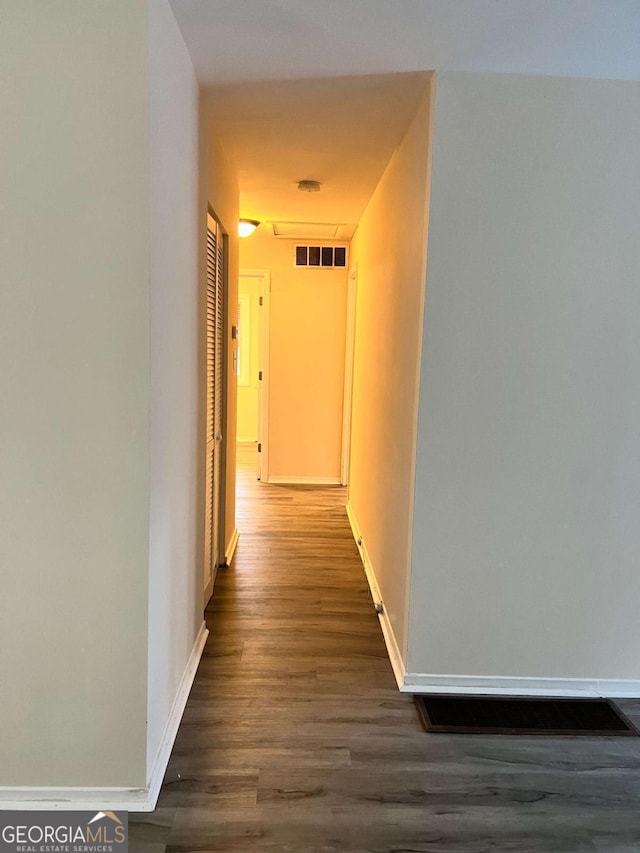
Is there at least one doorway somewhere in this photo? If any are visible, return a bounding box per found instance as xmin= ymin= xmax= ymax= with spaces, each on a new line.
xmin=341 ymin=265 xmax=358 ymax=486
xmin=236 ymin=237 xmax=353 ymax=486
xmin=237 ymin=268 xmax=270 ymax=481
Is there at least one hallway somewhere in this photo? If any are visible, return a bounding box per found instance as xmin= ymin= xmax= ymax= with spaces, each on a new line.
xmin=131 ymin=446 xmax=640 ymax=852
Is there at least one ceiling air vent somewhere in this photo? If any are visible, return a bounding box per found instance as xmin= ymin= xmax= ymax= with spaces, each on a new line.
xmin=295 ymin=245 xmax=348 ymax=269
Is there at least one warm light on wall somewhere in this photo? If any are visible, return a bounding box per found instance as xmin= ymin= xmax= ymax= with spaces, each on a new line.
xmin=238 ymin=219 xmax=260 ymax=238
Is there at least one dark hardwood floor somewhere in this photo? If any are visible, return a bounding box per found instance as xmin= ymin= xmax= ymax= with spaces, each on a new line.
xmin=131 ymin=444 xmax=640 ymax=852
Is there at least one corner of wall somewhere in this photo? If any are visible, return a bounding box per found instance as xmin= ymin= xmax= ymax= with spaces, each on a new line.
xmin=347 ymin=71 xmax=435 ymax=687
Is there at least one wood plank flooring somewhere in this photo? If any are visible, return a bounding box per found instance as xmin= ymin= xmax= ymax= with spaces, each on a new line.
xmin=131 ymin=444 xmax=640 ymax=852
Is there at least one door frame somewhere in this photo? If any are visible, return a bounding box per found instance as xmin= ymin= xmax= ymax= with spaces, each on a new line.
xmin=218 ymin=225 xmax=230 ymax=570
xmin=204 ymin=209 xmax=229 ymax=604
xmin=341 ymin=265 xmax=357 ymax=486
xmin=239 ymin=268 xmax=271 ymax=482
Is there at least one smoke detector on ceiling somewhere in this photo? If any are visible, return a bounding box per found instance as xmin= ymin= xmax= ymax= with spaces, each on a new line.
xmin=297 ymin=180 xmax=321 ymax=193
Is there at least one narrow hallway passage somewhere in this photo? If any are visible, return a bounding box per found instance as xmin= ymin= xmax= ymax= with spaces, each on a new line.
xmin=132 ymin=444 xmax=422 ymax=851
xmin=131 ymin=445 xmax=640 ymax=852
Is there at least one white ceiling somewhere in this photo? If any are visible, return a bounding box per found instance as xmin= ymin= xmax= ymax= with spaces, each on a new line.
xmin=172 ymin=0 xmax=640 ymax=229
xmin=202 ymin=72 xmax=430 ymax=228
xmin=170 ymin=0 xmax=640 ymax=85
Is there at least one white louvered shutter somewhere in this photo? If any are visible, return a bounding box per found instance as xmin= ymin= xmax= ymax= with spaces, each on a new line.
xmin=205 ymin=220 xmax=224 ymax=589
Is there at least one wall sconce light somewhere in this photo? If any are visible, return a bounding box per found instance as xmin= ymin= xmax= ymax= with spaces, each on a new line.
xmin=238 ymin=219 xmax=260 ymax=238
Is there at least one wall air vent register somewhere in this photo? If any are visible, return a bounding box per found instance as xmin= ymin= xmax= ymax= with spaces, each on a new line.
xmin=295 ymin=245 xmax=347 ymax=268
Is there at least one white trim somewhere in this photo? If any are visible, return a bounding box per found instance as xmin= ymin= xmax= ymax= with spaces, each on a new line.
xmin=237 ymin=292 xmax=251 ymax=386
xmin=146 ymin=621 xmax=209 ymax=808
xmin=0 ymin=787 xmax=151 ymax=812
xmin=258 ymin=271 xmax=270 ymax=483
xmin=340 ymin=266 xmax=357 ymax=485
xmin=269 ymin=476 xmax=342 ymax=485
xmin=225 ymin=527 xmax=240 ymax=565
xmin=345 ymin=501 xmax=407 ymax=689
xmin=0 ymin=623 xmax=210 ymax=812
xmin=401 ymin=673 xmax=640 ymax=698
xmin=240 ymin=269 xmax=270 ymax=482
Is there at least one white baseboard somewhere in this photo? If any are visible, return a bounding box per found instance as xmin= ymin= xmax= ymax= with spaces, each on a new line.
xmin=0 ymin=622 xmax=209 ymax=811
xmin=225 ymin=527 xmax=240 ymax=565
xmin=145 ymin=621 xmax=209 ymax=808
xmin=269 ymin=476 xmax=342 ymax=485
xmin=0 ymin=787 xmax=151 ymax=812
xmin=402 ymin=673 xmax=640 ymax=698
xmin=345 ymin=501 xmax=407 ymax=689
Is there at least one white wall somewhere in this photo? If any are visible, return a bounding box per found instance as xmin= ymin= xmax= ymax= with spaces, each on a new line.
xmin=147 ymin=0 xmax=202 ymax=781
xmin=409 ymin=73 xmax=640 ymax=687
xmin=239 ymin=234 xmax=347 ymax=482
xmin=0 ymin=0 xmax=236 ymax=807
xmin=0 ymin=1 xmax=150 ymax=788
xmin=348 ymin=80 xmax=434 ymax=668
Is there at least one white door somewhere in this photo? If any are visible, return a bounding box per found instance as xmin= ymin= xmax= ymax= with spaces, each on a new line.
xmin=205 ymin=215 xmax=226 ymax=595
xmin=257 ymin=272 xmax=270 ymax=482
xmin=238 ymin=269 xmax=270 ymax=482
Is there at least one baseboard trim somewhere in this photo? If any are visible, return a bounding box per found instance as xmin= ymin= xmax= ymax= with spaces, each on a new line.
xmin=0 ymin=623 xmax=209 ymax=811
xmin=402 ymin=673 xmax=640 ymax=698
xmin=269 ymin=476 xmax=342 ymax=485
xmin=225 ymin=527 xmax=240 ymax=565
xmin=146 ymin=621 xmax=209 ymax=808
xmin=345 ymin=501 xmax=406 ymax=690
xmin=0 ymin=787 xmax=151 ymax=812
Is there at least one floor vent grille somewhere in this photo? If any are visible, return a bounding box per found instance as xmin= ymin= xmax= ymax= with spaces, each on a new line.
xmin=415 ymin=695 xmax=639 ymax=736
